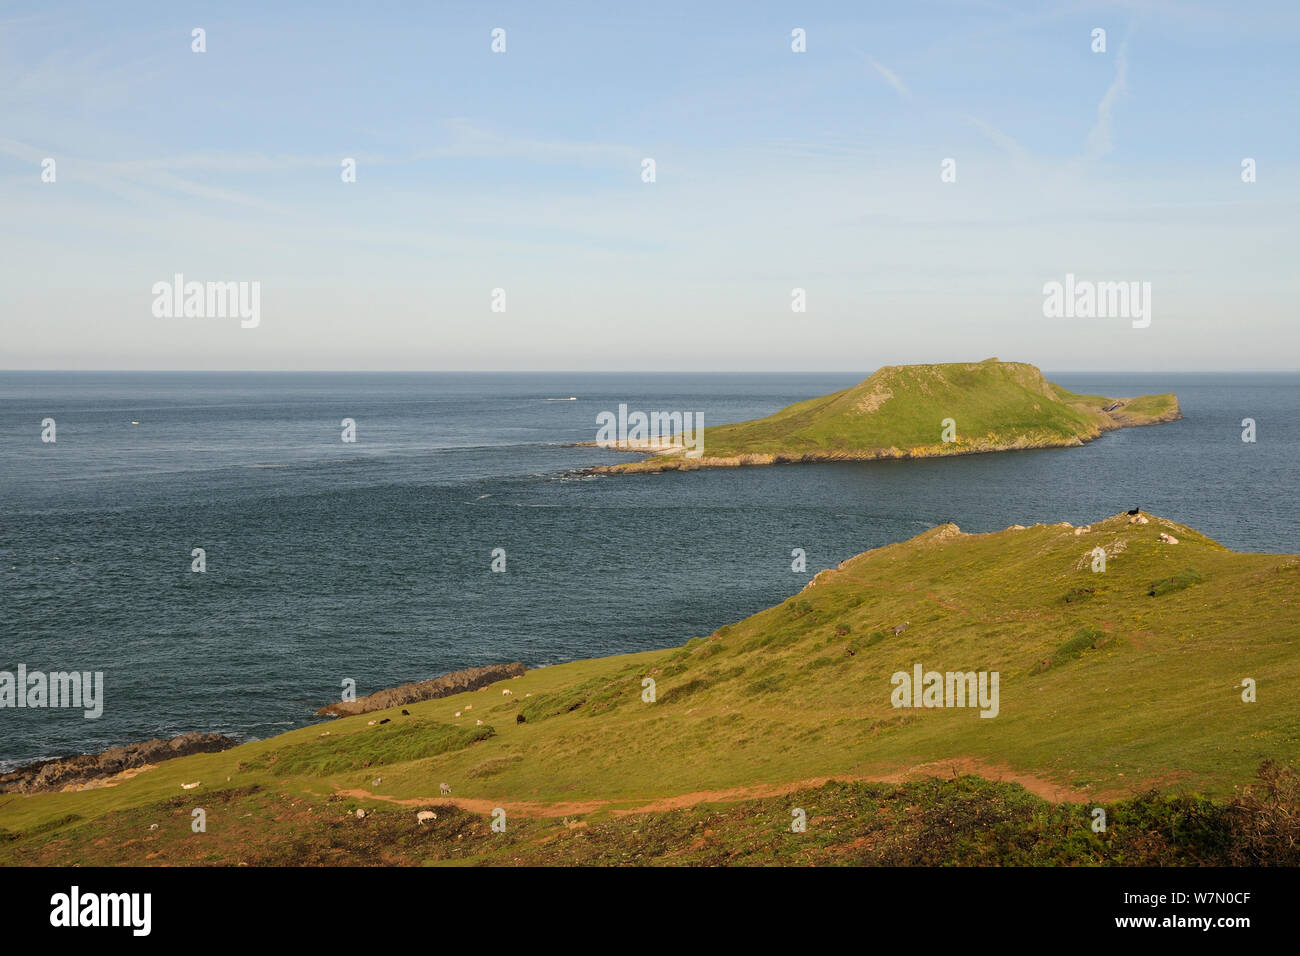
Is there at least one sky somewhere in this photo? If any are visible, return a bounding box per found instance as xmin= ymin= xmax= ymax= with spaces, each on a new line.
xmin=1 ymin=0 xmax=1297 ymax=371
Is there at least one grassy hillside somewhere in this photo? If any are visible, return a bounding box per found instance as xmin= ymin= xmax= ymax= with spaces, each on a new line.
xmin=591 ymin=358 xmax=1181 ymax=474
xmin=2 ymin=512 xmax=1295 ymax=866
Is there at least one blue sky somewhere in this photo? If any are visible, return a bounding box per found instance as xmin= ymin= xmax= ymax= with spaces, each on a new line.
xmin=2 ymin=0 xmax=1297 ymax=370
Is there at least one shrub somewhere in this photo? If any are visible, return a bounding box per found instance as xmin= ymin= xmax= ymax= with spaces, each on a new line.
xmin=1032 ymin=626 xmax=1110 ymax=673
xmin=1227 ymin=761 xmax=1300 ymax=865
xmin=1149 ymin=567 xmax=1204 ymax=597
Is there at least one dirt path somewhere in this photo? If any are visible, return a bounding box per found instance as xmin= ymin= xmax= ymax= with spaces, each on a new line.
xmin=335 ymin=757 xmax=1102 ymax=818
xmin=334 ymin=788 xmax=606 ymax=817
xmin=866 ymin=757 xmax=1098 ymax=803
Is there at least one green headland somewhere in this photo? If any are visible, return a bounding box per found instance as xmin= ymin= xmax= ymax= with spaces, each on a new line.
xmin=1 ymin=511 xmax=1295 ymax=866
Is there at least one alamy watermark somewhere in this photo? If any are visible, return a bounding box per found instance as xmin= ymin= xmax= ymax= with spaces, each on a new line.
xmin=595 ymin=404 xmax=705 ymax=458
xmin=1 ymin=665 xmax=103 ymax=718
xmin=1042 ymin=273 xmax=1150 ymax=329
xmin=890 ymin=663 xmax=999 ymax=718
xmin=152 ymin=274 xmax=260 ymax=328
xmin=50 ymin=886 xmax=150 ymax=936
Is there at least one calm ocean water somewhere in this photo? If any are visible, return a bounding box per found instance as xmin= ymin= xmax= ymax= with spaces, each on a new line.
xmin=1 ymin=371 xmax=1296 ymax=768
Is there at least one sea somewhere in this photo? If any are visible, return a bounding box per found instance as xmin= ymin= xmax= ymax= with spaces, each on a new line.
xmin=1 ymin=371 xmax=1296 ymax=769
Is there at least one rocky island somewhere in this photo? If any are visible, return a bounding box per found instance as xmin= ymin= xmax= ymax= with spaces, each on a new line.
xmin=588 ymin=358 xmax=1181 ymax=474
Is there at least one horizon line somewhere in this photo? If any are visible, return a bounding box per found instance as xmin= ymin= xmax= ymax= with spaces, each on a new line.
xmin=2 ymin=367 xmax=1299 ymax=375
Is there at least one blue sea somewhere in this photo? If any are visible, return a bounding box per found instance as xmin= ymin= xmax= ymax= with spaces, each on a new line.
xmin=1 ymin=371 xmax=1296 ymax=769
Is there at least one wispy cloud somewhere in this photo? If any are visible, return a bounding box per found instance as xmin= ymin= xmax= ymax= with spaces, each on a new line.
xmin=962 ymin=115 xmax=1034 ymax=169
xmin=1086 ymin=49 xmax=1128 ymax=158
xmin=866 ymin=56 xmax=910 ymax=98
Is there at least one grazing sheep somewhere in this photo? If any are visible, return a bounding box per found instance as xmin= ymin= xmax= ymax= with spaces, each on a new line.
xmin=1129 ymin=514 xmax=1149 ymax=525
xmin=355 ymin=808 xmax=367 ymax=819
xmin=379 ymin=718 xmax=390 ymax=724
xmin=401 ymin=709 xmax=410 ymax=715
xmin=476 ymin=719 xmax=483 ymax=726
xmin=372 ymin=777 xmax=382 ymax=786
xmin=1159 ymin=532 xmax=1180 ymax=544
xmin=367 ymin=720 xmax=377 ymax=726
xmin=892 ymin=622 xmax=910 ymax=636
xmin=464 ymin=704 xmax=472 ymax=711
xmin=181 ymin=781 xmax=200 ymax=790
xmin=1127 ymin=506 xmax=1141 ymax=516
xmin=148 ymin=824 xmax=159 ymax=831
xmin=440 ymin=783 xmax=452 ymax=795
xmin=524 ymin=693 xmax=531 ymax=698
xmin=502 ymin=689 xmax=513 ymax=696
xmin=516 ymin=714 xmax=526 ymax=724
xmin=454 ymin=711 xmax=461 ymax=717
xmin=417 ymin=810 xmax=436 ymax=824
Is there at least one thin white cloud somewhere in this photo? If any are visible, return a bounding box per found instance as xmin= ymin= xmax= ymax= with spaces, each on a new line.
xmin=866 ymin=56 xmax=910 ymax=98
xmin=962 ymin=115 xmax=1034 ymax=170
xmin=1086 ymin=50 xmax=1128 ymax=157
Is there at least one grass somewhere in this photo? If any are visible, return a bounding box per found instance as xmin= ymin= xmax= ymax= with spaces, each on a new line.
xmin=2 ymin=510 xmax=1296 ymax=866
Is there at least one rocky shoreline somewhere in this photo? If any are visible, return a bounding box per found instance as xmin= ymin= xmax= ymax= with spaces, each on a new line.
xmin=316 ymin=661 xmax=526 ymax=717
xmin=583 ymin=399 xmax=1183 ymax=475
xmin=2 ymin=662 xmax=529 ymax=795
xmin=0 ymin=732 xmax=238 ymax=795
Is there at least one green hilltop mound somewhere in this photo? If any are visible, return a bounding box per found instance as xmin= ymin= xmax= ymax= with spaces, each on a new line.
xmin=591 ymin=358 xmax=1180 ymax=474
xmin=3 ymin=512 xmax=1297 ymax=866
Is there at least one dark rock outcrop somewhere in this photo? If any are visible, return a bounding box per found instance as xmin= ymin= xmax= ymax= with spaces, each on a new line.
xmin=316 ymin=662 xmax=526 ymax=717
xmin=0 ymin=732 xmax=237 ymax=795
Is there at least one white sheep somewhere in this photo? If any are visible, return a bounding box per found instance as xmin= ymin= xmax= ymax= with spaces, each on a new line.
xmin=180 ymin=781 xmax=200 ymax=790
xmin=476 ymin=718 xmax=483 ymax=726
xmin=417 ymin=810 xmax=437 ymax=824
xmin=502 ymin=689 xmax=513 ymax=696
xmin=440 ymin=783 xmax=451 ymax=795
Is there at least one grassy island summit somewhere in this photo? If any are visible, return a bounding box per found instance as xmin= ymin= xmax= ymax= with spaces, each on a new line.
xmin=589 ymin=358 xmax=1181 ymax=474
xmin=3 ymin=512 xmax=1296 ymax=866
